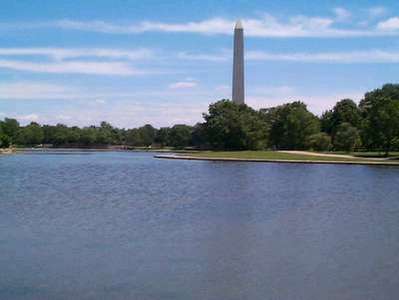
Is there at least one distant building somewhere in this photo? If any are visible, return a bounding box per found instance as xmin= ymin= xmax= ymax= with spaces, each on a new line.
xmin=232 ymin=20 xmax=245 ymax=105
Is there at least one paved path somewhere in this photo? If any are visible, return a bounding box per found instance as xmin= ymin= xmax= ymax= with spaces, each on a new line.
xmin=154 ymin=154 xmax=399 ymax=166
xmin=278 ymin=150 xmax=384 ymax=160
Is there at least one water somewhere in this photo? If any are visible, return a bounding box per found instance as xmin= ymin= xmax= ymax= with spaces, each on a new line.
xmin=1 ymin=151 xmax=399 ymax=300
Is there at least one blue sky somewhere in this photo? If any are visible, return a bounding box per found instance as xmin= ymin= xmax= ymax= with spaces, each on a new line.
xmin=1 ymin=0 xmax=399 ymax=127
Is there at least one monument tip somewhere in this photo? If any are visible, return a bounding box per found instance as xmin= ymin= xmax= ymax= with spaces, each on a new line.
xmin=235 ymin=20 xmax=243 ymax=29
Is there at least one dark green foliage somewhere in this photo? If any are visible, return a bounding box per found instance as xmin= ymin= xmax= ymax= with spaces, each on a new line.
xmin=138 ymin=124 xmax=157 ymax=147
xmin=154 ymin=127 xmax=170 ymax=147
xmin=1 ymin=83 xmax=399 ymax=152
xmin=167 ymin=125 xmax=193 ymax=149
xmin=202 ymin=100 xmax=268 ymax=150
xmin=0 ymin=133 xmax=11 ymax=148
xmin=263 ymin=101 xmax=320 ymax=150
xmin=16 ymin=122 xmax=44 ymax=145
xmin=1 ymin=118 xmax=19 ymax=143
xmin=321 ymin=99 xmax=361 ymax=136
xmin=359 ymin=84 xmax=399 ymax=155
xmin=306 ymin=132 xmax=332 ymax=151
xmin=333 ymin=122 xmax=361 ymax=152
xmin=191 ymin=123 xmax=208 ymax=149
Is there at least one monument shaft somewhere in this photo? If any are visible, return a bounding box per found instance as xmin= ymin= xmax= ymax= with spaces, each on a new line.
xmin=232 ymin=21 xmax=245 ymax=104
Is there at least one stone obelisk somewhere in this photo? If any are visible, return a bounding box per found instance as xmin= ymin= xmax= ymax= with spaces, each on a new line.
xmin=232 ymin=20 xmax=245 ymax=105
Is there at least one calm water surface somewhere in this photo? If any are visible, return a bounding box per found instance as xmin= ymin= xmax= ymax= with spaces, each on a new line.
xmin=1 ymin=151 xmax=399 ymax=300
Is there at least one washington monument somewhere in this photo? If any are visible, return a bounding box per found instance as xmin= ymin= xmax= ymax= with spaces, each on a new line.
xmin=232 ymin=20 xmax=245 ymax=104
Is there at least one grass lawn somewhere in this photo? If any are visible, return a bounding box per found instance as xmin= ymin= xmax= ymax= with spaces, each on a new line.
xmin=352 ymin=152 xmax=399 ymax=159
xmin=183 ymin=151 xmax=372 ymax=162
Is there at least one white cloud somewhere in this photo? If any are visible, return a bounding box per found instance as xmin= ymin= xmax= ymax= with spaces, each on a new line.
xmin=180 ymin=49 xmax=399 ymax=64
xmin=55 ymin=18 xmax=233 ymax=35
xmin=50 ymin=16 xmax=371 ymax=38
xmin=178 ymin=51 xmax=229 ymax=61
xmin=377 ymin=17 xmax=399 ymax=31
xmin=168 ymin=81 xmax=197 ymax=89
xmin=0 ymin=47 xmax=153 ymax=61
xmin=16 ymin=114 xmax=40 ymax=122
xmin=247 ymin=49 xmax=399 ymax=63
xmin=94 ymin=99 xmax=106 ymax=104
xmin=247 ymin=87 xmax=363 ymax=115
xmin=333 ymin=7 xmax=351 ymax=22
xmin=3 ymin=8 xmax=399 ymax=39
xmin=0 ymin=59 xmax=139 ymax=75
xmin=51 ymin=13 xmax=399 ymax=38
xmin=367 ymin=6 xmax=387 ymax=18
xmin=0 ymin=82 xmax=73 ymax=99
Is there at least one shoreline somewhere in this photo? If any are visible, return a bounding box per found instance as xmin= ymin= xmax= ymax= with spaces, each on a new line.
xmin=0 ymin=148 xmax=16 ymax=155
xmin=154 ymin=154 xmax=399 ymax=167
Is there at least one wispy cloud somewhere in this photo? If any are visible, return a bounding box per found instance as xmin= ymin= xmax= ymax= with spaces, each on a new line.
xmin=177 ymin=51 xmax=229 ymax=61
xmin=367 ymin=6 xmax=387 ymax=18
xmin=247 ymin=49 xmax=399 ymax=63
xmin=180 ymin=49 xmax=399 ymax=63
xmin=377 ymin=17 xmax=399 ymax=31
xmin=247 ymin=87 xmax=363 ymax=114
xmin=1 ymin=7 xmax=399 ymax=39
xmin=169 ymin=81 xmax=198 ymax=89
xmin=333 ymin=7 xmax=351 ymax=22
xmin=0 ymin=82 xmax=73 ymax=99
xmin=51 ymin=13 xmax=399 ymax=38
xmin=0 ymin=59 xmax=139 ymax=75
xmin=0 ymin=47 xmax=153 ymax=61
xmin=16 ymin=113 xmax=40 ymax=122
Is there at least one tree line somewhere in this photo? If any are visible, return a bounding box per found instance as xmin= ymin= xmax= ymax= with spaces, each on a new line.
xmin=1 ymin=84 xmax=399 ymax=154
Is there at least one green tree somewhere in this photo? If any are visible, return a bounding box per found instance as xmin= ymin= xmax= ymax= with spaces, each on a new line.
xmin=137 ymin=124 xmax=157 ymax=147
xmin=167 ymin=125 xmax=193 ymax=149
xmin=306 ymin=132 xmax=332 ymax=151
xmin=191 ymin=123 xmax=208 ymax=149
xmin=359 ymin=84 xmax=399 ymax=155
xmin=154 ymin=127 xmax=170 ymax=147
xmin=126 ymin=128 xmax=142 ymax=146
xmin=333 ymin=122 xmax=361 ymax=152
xmin=203 ymin=100 xmax=268 ymax=150
xmin=0 ymin=133 xmax=11 ymax=148
xmin=2 ymin=118 xmax=19 ymax=143
xmin=16 ymin=122 xmax=44 ymax=145
xmin=321 ymin=99 xmax=361 ymax=142
xmin=80 ymin=127 xmax=97 ymax=146
xmin=263 ymin=101 xmax=320 ymax=149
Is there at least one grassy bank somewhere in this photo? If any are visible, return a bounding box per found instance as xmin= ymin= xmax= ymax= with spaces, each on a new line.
xmin=157 ymin=150 xmax=399 ymax=166
xmin=184 ymin=151 xmax=365 ymax=161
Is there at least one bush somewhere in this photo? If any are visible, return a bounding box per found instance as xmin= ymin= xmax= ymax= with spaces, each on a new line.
xmin=306 ymin=132 xmax=332 ymax=151
xmin=0 ymin=133 xmax=11 ymax=148
xmin=333 ymin=122 xmax=361 ymax=152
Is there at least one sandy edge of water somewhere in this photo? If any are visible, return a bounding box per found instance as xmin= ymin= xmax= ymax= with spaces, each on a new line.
xmin=154 ymin=154 xmax=399 ymax=166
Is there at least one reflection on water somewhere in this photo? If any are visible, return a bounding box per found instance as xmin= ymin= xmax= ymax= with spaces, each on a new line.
xmin=1 ymin=152 xmax=399 ymax=300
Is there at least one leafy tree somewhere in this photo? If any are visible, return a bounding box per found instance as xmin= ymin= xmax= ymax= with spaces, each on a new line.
xmin=167 ymin=125 xmax=193 ymax=149
xmin=2 ymin=118 xmax=19 ymax=143
xmin=321 ymin=99 xmax=361 ymax=146
xmin=263 ymin=101 xmax=320 ymax=149
xmin=80 ymin=127 xmax=97 ymax=146
xmin=191 ymin=123 xmax=208 ymax=149
xmin=16 ymin=122 xmax=44 ymax=145
xmin=137 ymin=124 xmax=157 ymax=147
xmin=359 ymin=84 xmax=399 ymax=155
xmin=0 ymin=133 xmax=11 ymax=148
xmin=333 ymin=122 xmax=361 ymax=152
xmin=306 ymin=132 xmax=332 ymax=151
xmin=203 ymin=100 xmax=268 ymax=150
xmin=126 ymin=129 xmax=142 ymax=146
xmin=154 ymin=127 xmax=170 ymax=147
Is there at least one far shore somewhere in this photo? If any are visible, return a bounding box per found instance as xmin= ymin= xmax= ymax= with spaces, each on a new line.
xmin=155 ymin=151 xmax=399 ymax=167
xmin=4 ymin=148 xmax=399 ymax=166
xmin=0 ymin=148 xmax=16 ymax=155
